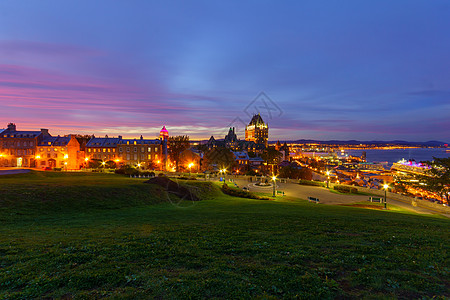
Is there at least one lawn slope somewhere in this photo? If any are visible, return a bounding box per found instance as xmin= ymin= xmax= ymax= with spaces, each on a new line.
xmin=0 ymin=172 xmax=448 ymax=299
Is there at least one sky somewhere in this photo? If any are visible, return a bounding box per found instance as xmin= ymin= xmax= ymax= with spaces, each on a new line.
xmin=0 ymin=1 xmax=449 ymax=142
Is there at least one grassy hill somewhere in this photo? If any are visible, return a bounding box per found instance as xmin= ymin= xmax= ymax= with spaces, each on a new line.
xmin=0 ymin=172 xmax=448 ymax=299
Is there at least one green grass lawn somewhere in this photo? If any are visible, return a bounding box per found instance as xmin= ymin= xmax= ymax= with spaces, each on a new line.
xmin=0 ymin=171 xmax=449 ymax=299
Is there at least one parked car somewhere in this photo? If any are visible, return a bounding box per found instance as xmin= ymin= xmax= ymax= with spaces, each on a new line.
xmin=43 ymin=167 xmax=52 ymax=171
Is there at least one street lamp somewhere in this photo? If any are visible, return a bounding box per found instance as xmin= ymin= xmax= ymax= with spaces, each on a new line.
xmin=326 ymin=170 xmax=330 ymax=188
xmin=188 ymin=162 xmax=194 ymax=176
xmin=222 ymin=168 xmax=227 ymax=182
xmin=383 ymin=184 xmax=389 ymax=209
xmin=272 ymin=176 xmax=277 ymax=197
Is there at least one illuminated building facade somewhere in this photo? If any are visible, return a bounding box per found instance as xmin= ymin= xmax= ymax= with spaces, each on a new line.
xmin=37 ymin=135 xmax=84 ymax=169
xmin=0 ymin=123 xmax=50 ymax=167
xmin=85 ymin=136 xmax=121 ymax=162
xmin=245 ymin=114 xmax=268 ymax=148
xmin=117 ymin=136 xmax=162 ymax=169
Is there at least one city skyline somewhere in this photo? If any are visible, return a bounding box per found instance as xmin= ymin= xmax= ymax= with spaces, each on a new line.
xmin=1 ymin=1 xmax=450 ymax=141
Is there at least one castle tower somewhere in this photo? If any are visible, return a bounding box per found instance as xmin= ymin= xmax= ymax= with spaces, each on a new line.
xmin=160 ymin=126 xmax=169 ymax=171
xmin=245 ymin=114 xmax=268 ymax=148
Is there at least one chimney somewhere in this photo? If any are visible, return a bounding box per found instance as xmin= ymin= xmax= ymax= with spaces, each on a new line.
xmin=118 ymin=135 xmax=122 ymax=139
xmin=140 ymin=135 xmax=143 ymax=140
xmin=40 ymin=128 xmax=49 ymax=136
xmin=7 ymin=123 xmax=16 ymax=131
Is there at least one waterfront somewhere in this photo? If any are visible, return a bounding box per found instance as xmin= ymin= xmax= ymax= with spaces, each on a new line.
xmin=347 ymin=148 xmax=450 ymax=166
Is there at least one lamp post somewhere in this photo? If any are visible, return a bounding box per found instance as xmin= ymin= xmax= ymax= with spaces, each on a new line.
xmin=272 ymin=175 xmax=277 ymax=197
xmin=222 ymin=168 xmax=227 ymax=182
xmin=326 ymin=170 xmax=330 ymax=189
xmin=188 ymin=162 xmax=194 ymax=177
xmin=383 ymin=184 xmax=389 ymax=209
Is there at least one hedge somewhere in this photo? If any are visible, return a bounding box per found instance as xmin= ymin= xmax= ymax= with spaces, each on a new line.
xmin=333 ymin=185 xmax=358 ymax=193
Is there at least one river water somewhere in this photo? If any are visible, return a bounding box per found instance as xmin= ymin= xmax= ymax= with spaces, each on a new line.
xmin=346 ymin=148 xmax=450 ymax=166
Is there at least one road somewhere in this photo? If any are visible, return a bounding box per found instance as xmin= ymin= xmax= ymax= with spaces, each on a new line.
xmin=0 ymin=168 xmax=31 ymax=175
xmin=223 ymin=176 xmax=440 ymax=216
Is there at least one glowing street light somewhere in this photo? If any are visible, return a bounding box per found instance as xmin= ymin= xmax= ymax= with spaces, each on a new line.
xmin=220 ymin=168 xmax=227 ymax=181
xmin=64 ymin=154 xmax=68 ymax=159
xmin=188 ymin=162 xmax=194 ymax=176
xmin=383 ymin=184 xmax=389 ymax=209
xmin=272 ymin=175 xmax=277 ymax=197
xmin=326 ymin=170 xmax=330 ymax=189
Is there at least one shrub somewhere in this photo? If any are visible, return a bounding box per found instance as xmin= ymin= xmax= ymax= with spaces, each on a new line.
xmin=115 ymin=165 xmax=138 ymax=176
xmin=334 ymin=185 xmax=358 ymax=193
xmin=298 ymin=180 xmax=324 ymax=187
xmin=221 ymin=183 xmax=269 ymax=200
xmin=53 ymin=168 xmax=62 ymax=171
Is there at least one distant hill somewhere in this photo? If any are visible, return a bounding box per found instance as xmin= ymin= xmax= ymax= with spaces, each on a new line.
xmin=268 ymin=140 xmax=448 ymax=147
xmin=191 ymin=139 xmax=448 ymax=147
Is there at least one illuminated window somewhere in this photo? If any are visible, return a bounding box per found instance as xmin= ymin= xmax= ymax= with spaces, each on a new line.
xmin=134 ymin=141 xmax=136 ymax=145
xmin=148 ymin=147 xmax=151 ymax=152
xmin=88 ymin=149 xmax=91 ymax=152
xmin=103 ymin=148 xmax=106 ymax=152
xmin=108 ymin=148 xmax=111 ymax=153
xmin=127 ymin=141 xmax=129 ymax=145
xmin=148 ymin=154 xmax=151 ymax=159
xmin=113 ymin=149 xmax=116 ymax=152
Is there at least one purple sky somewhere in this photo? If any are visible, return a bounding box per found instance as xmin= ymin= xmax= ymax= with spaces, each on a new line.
xmin=1 ymin=1 xmax=449 ymax=142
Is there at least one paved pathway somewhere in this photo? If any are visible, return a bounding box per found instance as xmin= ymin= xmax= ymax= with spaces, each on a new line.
xmin=225 ymin=177 xmax=441 ymax=216
xmin=0 ymin=168 xmax=31 ymax=175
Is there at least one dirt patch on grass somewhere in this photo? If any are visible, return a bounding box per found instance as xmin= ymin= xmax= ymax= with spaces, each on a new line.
xmin=145 ymin=176 xmax=200 ymax=201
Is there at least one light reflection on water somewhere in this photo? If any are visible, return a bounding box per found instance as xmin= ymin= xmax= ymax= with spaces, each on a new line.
xmin=346 ymin=148 xmax=450 ymax=166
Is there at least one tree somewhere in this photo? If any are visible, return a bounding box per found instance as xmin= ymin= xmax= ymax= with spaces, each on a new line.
xmin=168 ymin=135 xmax=190 ymax=172
xmin=261 ymin=147 xmax=282 ymax=165
xmin=261 ymin=147 xmax=282 ymax=174
xmin=418 ymin=157 xmax=450 ymax=203
xmin=298 ymin=167 xmax=313 ymax=180
xmin=279 ymin=162 xmax=302 ymax=179
xmin=203 ymin=147 xmax=236 ymax=171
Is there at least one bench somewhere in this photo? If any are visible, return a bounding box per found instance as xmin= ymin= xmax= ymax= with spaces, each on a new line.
xmin=276 ymin=190 xmax=285 ymax=196
xmin=308 ymin=196 xmax=319 ymax=204
xmin=368 ymin=197 xmax=383 ymax=203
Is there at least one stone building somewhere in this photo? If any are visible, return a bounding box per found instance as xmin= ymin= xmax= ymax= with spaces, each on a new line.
xmin=85 ymin=136 xmax=121 ymax=162
xmin=117 ymin=136 xmax=162 ymax=169
xmin=0 ymin=123 xmax=50 ymax=167
xmin=37 ymin=135 xmax=84 ymax=169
